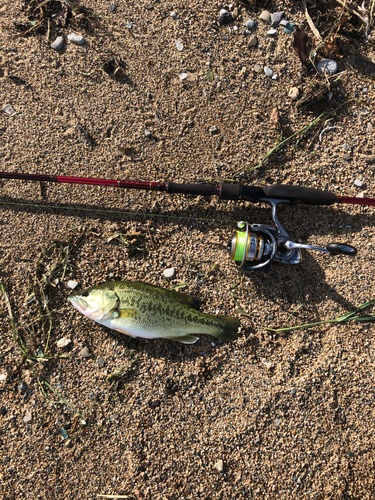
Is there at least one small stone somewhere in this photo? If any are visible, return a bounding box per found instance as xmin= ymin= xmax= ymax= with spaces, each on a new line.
xmin=175 ymin=40 xmax=183 ymax=51
xmin=2 ymin=104 xmax=16 ymax=116
xmin=271 ymin=11 xmax=284 ymax=27
xmin=317 ymin=58 xmax=338 ymax=75
xmin=264 ymin=66 xmax=273 ymax=76
xmin=272 ymin=74 xmax=278 ymax=80
xmin=126 ymin=22 xmax=132 ymax=29
xmin=0 ymin=407 xmax=7 ymax=416
xmin=245 ymin=19 xmax=256 ymax=30
xmin=214 ymin=460 xmax=224 ymax=473
xmin=79 ymin=346 xmax=90 ymax=358
xmin=218 ymin=9 xmax=233 ymax=25
xmin=284 ymin=22 xmax=296 ymax=34
xmin=18 ymin=382 xmax=27 ymax=393
xmin=0 ymin=374 xmax=6 ymax=382
xmin=67 ymin=280 xmax=78 ymax=289
xmin=254 ymin=435 xmax=261 ymax=444
xmin=354 ymin=179 xmax=363 ymax=187
xmin=266 ymin=29 xmax=278 ymax=37
xmin=109 ymin=4 xmax=116 ymax=12
xmin=262 ymin=359 xmax=274 ymax=369
xmin=209 ymin=125 xmax=219 ymax=135
xmin=280 ymin=19 xmax=289 ymax=27
xmin=97 ymin=357 xmax=105 ymax=367
xmin=179 ymin=73 xmax=188 ymax=80
xmin=51 ymin=36 xmax=64 ymax=51
xmin=147 ymin=92 xmax=152 ymax=99
xmin=64 ymin=438 xmax=74 ymax=448
xmin=289 ymin=87 xmax=299 ymax=100
xmin=170 ymin=11 xmax=178 ymax=19
xmin=144 ymin=129 xmax=152 ymax=138
xmin=259 ymin=10 xmax=271 ymax=23
xmin=67 ymin=33 xmax=85 ymax=45
xmin=163 ymin=267 xmax=175 ymax=279
xmin=254 ymin=63 xmax=262 ymax=73
xmin=57 ymin=337 xmax=71 ymax=348
xmin=367 ymin=122 xmax=373 ymax=133
xmin=88 ymin=392 xmax=96 ymax=400
xmin=274 ymin=418 xmax=282 ymax=427
xmin=144 ymin=4 xmax=153 ymax=10
xmin=248 ymin=35 xmax=258 ymax=48
xmin=58 ymin=428 xmax=68 ymax=439
xmin=23 ymin=411 xmax=32 ymax=423
xmin=63 ymin=127 xmax=76 ymax=138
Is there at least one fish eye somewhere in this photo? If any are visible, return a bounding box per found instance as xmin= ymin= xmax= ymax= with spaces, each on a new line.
xmin=81 ymin=290 xmax=89 ymax=297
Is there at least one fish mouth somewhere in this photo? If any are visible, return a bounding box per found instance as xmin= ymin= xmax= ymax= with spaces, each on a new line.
xmin=69 ymin=295 xmax=90 ymax=316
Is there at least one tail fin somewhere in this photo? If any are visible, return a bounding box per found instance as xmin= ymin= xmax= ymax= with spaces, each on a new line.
xmin=214 ymin=315 xmax=240 ymax=342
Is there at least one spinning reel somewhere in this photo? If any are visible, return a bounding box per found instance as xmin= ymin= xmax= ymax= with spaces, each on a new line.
xmin=227 ymin=199 xmax=357 ymax=272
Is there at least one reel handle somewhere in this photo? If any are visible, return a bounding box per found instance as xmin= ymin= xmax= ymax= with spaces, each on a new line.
xmin=326 ymin=243 xmax=357 ymax=256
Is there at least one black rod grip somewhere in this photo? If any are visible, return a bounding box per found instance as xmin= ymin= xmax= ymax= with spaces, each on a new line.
xmin=166 ymin=182 xmax=214 ymax=197
xmin=326 ymin=243 xmax=357 ymax=256
xmin=263 ymin=184 xmax=337 ymax=205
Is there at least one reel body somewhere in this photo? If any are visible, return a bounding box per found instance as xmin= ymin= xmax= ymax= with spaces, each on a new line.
xmin=227 ymin=198 xmax=357 ymax=272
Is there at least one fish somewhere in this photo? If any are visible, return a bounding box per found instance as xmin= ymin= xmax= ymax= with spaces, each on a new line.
xmin=68 ymin=280 xmax=240 ymax=344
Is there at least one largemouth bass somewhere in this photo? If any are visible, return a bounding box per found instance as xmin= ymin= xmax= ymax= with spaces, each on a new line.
xmin=69 ymin=281 xmax=240 ymax=344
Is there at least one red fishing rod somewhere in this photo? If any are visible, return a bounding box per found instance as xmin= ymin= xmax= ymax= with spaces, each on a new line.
xmin=0 ymin=171 xmax=374 ymax=206
xmin=0 ymin=171 xmax=373 ymax=272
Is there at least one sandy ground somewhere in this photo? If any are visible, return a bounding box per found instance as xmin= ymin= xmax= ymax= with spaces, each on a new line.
xmin=0 ymin=0 xmax=375 ymax=498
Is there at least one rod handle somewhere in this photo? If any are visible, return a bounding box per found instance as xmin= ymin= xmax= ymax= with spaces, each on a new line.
xmin=166 ymin=182 xmax=214 ymax=197
xmin=263 ymin=184 xmax=337 ymax=205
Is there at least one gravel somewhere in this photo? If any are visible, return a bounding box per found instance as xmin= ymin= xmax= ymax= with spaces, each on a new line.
xmin=0 ymin=0 xmax=375 ymax=498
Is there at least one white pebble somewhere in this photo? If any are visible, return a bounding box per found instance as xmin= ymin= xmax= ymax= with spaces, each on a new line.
xmin=214 ymin=460 xmax=224 ymax=473
xmin=163 ymin=267 xmax=175 ymax=279
xmin=264 ymin=66 xmax=273 ymax=76
xmin=170 ymin=11 xmax=178 ymax=19
xmin=262 ymin=358 xmax=274 ymax=369
xmin=354 ymin=179 xmax=363 ymax=187
xmin=266 ymin=29 xmax=278 ymax=37
xmin=23 ymin=412 xmax=32 ymax=423
xmin=67 ymin=280 xmax=78 ymax=289
xmin=0 ymin=373 xmax=6 ymax=382
xmin=2 ymin=104 xmax=16 ymax=116
xmin=67 ymin=33 xmax=85 ymax=45
xmin=57 ymin=337 xmax=72 ymax=348
xmin=175 ymin=40 xmax=183 ymax=51
xmin=79 ymin=346 xmax=90 ymax=358
xmin=272 ymin=74 xmax=278 ymax=80
xmin=179 ymin=73 xmax=188 ymax=80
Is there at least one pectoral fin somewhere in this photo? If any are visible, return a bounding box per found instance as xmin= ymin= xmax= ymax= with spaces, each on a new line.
xmin=113 ymin=328 xmax=137 ymax=338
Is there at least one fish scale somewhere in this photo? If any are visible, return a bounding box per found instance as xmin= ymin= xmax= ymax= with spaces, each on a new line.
xmin=69 ymin=280 xmax=240 ymax=344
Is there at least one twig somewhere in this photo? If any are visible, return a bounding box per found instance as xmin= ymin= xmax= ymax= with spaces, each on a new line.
xmin=19 ymin=18 xmax=45 ymax=36
xmin=45 ymin=17 xmax=50 ymax=43
xmin=335 ymin=0 xmax=368 ymax=23
xmin=302 ymin=0 xmax=322 ymax=41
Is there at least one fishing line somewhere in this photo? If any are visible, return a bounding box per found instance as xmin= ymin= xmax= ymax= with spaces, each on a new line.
xmin=0 ymin=200 xmax=238 ymax=225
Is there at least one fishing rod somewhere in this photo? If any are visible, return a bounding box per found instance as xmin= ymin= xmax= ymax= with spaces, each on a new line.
xmin=1 ymin=171 xmax=373 ymax=271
